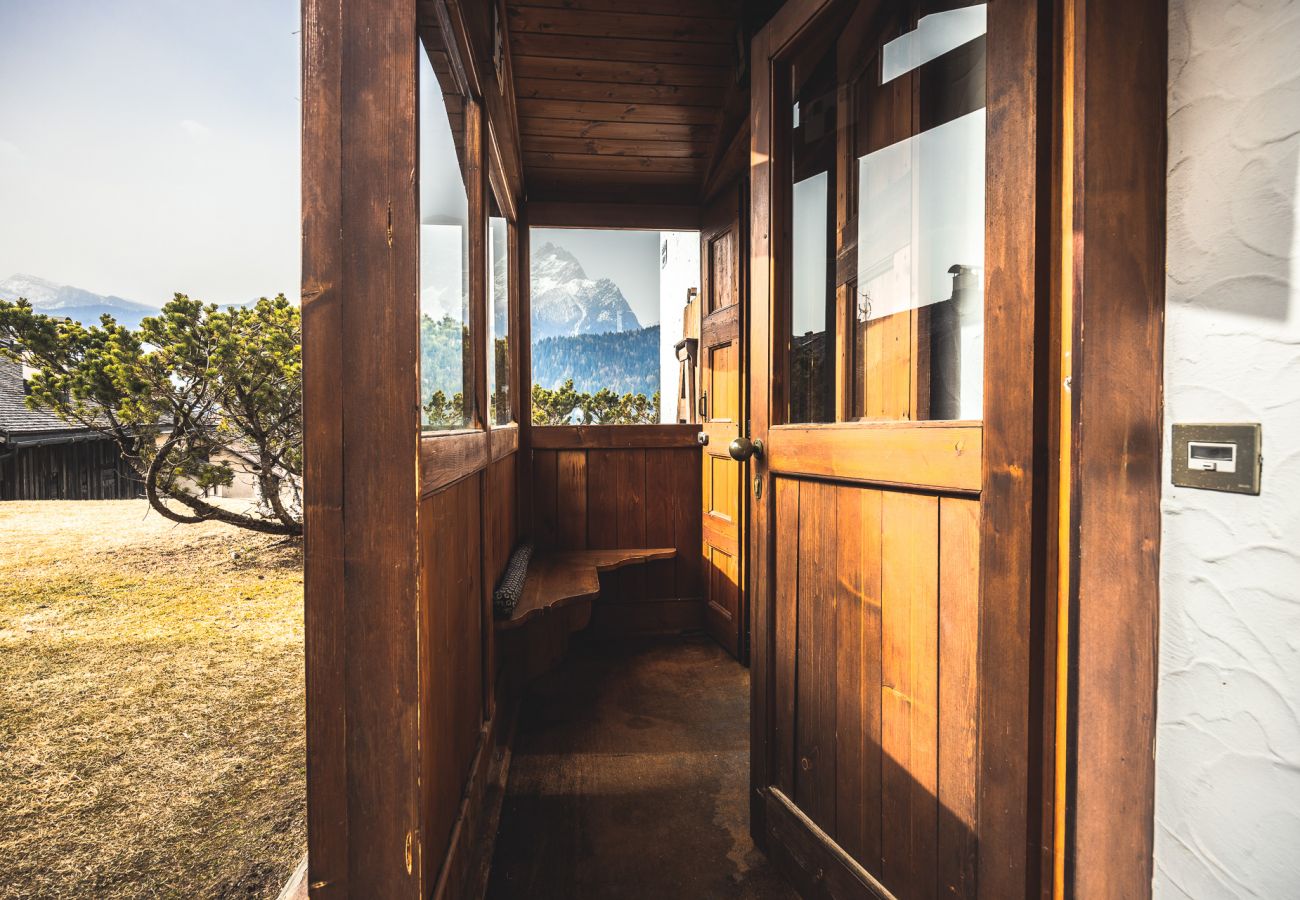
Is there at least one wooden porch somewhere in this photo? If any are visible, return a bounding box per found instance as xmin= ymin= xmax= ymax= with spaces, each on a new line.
xmin=300 ymin=1 xmax=1167 ymax=898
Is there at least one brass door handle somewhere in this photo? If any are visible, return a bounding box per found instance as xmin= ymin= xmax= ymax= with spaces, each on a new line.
xmin=728 ymin=436 xmax=765 ymax=462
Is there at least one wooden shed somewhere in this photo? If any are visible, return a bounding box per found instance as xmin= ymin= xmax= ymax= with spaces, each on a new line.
xmin=299 ymin=1 xmax=1167 ymax=898
xmin=0 ymin=356 xmax=140 ymax=501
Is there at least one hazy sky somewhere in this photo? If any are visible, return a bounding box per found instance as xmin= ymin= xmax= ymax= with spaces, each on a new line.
xmin=0 ymin=0 xmax=301 ymax=308
xmin=532 ymin=227 xmax=661 ymax=326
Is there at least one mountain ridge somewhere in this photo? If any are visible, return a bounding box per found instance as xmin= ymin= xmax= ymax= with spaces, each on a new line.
xmin=0 ymin=274 xmax=156 ymax=329
xmin=529 ymin=242 xmax=642 ymax=339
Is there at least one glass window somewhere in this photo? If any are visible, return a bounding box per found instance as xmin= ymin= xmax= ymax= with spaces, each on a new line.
xmin=488 ymin=194 xmax=511 ymax=425
xmin=785 ymin=2 xmax=987 ymax=423
xmin=419 ymin=33 xmax=472 ymax=430
xmin=530 ymin=228 xmax=697 ymax=425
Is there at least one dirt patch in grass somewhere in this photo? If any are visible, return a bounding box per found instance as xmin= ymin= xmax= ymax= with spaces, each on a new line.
xmin=0 ymin=501 xmax=305 ymax=899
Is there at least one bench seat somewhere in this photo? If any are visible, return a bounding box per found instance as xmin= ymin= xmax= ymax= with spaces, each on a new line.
xmin=495 ymin=548 xmax=676 ymax=631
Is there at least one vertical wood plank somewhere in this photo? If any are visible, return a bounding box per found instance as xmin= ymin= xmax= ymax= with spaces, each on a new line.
xmin=301 ymin=0 xmax=347 ymax=889
xmin=794 ymin=480 xmax=837 ymax=834
xmin=835 ymin=484 xmax=883 ymax=873
xmin=643 ymin=448 xmax=679 ymax=599
xmin=585 ymin=450 xmax=618 ymax=550
xmin=613 ymin=448 xmax=647 ymax=601
xmin=532 ymin=449 xmax=558 ymax=549
xmin=881 ymin=490 xmax=939 ymax=900
xmin=773 ymin=475 xmax=799 ymax=798
xmin=939 ymin=497 xmax=980 ymax=899
xmin=555 ymin=449 xmax=587 ymax=550
xmin=673 ymin=447 xmax=704 ymax=599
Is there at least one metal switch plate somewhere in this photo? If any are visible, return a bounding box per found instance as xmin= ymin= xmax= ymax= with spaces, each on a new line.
xmin=1171 ymin=423 xmax=1261 ymax=495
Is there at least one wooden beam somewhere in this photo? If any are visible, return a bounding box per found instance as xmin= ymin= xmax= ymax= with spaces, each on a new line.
xmin=302 ymin=0 xmax=422 ymax=895
xmin=1068 ymin=0 xmax=1167 ymax=896
xmin=530 ymin=424 xmax=701 ymax=449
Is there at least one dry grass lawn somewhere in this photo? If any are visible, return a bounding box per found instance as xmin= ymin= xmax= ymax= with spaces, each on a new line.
xmin=0 ymin=501 xmax=305 ymax=899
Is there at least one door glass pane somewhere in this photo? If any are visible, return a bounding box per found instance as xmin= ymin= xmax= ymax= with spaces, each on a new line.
xmin=419 ymin=33 xmax=472 ymax=430
xmin=785 ymin=1 xmax=987 ymax=423
xmin=488 ymin=195 xmax=511 ymax=425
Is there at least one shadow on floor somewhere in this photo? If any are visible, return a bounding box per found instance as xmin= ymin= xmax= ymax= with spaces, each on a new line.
xmin=486 ymin=634 xmax=797 ymax=900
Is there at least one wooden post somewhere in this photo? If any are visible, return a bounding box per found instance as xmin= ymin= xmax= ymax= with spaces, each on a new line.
xmin=302 ymin=0 xmax=423 ymax=895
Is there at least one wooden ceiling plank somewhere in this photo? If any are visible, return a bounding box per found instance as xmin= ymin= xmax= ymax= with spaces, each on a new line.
xmin=509 ymin=0 xmax=740 ymax=19
xmin=517 ymin=97 xmax=719 ymax=126
xmin=517 ymin=78 xmax=725 ymax=108
xmin=513 ymin=56 xmax=729 ymax=87
xmin=524 ymin=151 xmax=703 ymax=174
xmin=510 ymin=33 xmax=733 ymax=66
xmin=518 ymin=117 xmax=713 ymax=142
xmin=522 ymin=135 xmax=707 ymax=158
xmin=507 ymin=7 xmax=734 ymax=45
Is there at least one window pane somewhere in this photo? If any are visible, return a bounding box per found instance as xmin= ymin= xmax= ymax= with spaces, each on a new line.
xmin=530 ymin=228 xmax=696 ymax=425
xmin=488 ymin=196 xmax=510 ymax=425
xmin=785 ymin=2 xmax=988 ymax=423
xmin=419 ymin=35 xmax=472 ymax=430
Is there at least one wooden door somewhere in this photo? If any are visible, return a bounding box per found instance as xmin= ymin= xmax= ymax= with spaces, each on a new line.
xmin=747 ymin=2 xmax=1048 ymax=899
xmin=700 ymin=185 xmax=747 ymax=660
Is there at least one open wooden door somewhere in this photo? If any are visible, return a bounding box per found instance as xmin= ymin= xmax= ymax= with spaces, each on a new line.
xmin=746 ymin=1 xmax=1048 ymax=898
xmin=699 ymin=185 xmax=748 ymax=660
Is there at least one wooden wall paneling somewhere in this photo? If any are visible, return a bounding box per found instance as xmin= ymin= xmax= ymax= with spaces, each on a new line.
xmin=1068 ymin=0 xmax=1166 ymax=895
xmin=531 ymin=424 xmax=698 ymax=448
xmin=420 ymin=476 xmax=485 ymax=885
xmin=422 ymin=431 xmax=490 ymax=496
xmin=772 ymin=475 xmax=797 ymax=799
xmin=585 ymin=450 xmax=619 ymax=551
xmin=938 ymin=497 xmax=980 ymax=899
xmin=833 ymin=484 xmax=882 ymax=873
xmin=555 ymin=449 xmax=587 ymax=550
xmin=302 ymin=0 xmax=422 ymax=893
xmin=643 ymin=448 xmax=681 ymax=601
xmin=793 ymin=479 xmax=836 ymax=835
xmin=671 ymin=448 xmax=704 ymax=599
xmin=880 ymin=491 xmax=939 ymax=900
xmin=531 ymin=449 xmax=558 ymax=548
xmin=612 ymin=449 xmax=648 ymax=603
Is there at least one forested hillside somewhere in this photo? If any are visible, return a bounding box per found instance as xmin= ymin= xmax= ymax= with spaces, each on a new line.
xmin=531 ymin=325 xmax=659 ymax=396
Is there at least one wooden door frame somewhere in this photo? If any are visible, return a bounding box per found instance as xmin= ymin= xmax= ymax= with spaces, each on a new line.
xmin=746 ymin=1 xmax=1168 ymax=898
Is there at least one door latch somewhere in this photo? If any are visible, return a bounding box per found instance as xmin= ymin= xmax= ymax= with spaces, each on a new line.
xmin=754 ymin=474 xmax=763 ymax=500
xmin=697 ymin=391 xmax=708 ymax=420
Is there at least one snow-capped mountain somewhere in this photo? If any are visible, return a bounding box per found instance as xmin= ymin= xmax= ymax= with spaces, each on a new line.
xmin=0 ymin=274 xmax=155 ymax=329
xmin=530 ymin=242 xmax=641 ymax=339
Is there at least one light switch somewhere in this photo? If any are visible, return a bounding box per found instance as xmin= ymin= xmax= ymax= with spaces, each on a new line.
xmin=1172 ymin=423 xmax=1261 ymax=495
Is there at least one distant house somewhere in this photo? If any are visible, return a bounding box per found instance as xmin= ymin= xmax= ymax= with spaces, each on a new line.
xmin=0 ymin=355 xmax=141 ymax=500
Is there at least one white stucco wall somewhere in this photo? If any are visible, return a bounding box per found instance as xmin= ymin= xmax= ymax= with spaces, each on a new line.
xmin=659 ymin=231 xmax=700 ymax=424
xmin=1156 ymin=1 xmax=1300 ymax=897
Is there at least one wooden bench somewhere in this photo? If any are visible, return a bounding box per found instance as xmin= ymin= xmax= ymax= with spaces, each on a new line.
xmin=495 ymin=548 xmax=676 ymax=631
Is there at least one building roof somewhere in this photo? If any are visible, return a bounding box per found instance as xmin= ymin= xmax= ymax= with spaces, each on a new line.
xmin=0 ymin=355 xmax=98 ymax=447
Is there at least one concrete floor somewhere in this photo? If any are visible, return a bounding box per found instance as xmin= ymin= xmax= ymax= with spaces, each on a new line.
xmin=486 ymin=635 xmax=797 ymax=900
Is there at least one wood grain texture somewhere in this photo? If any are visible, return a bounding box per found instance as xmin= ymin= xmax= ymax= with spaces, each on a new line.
xmin=767 ymin=423 xmax=983 ymax=493
xmin=834 ymin=485 xmax=883 ymax=873
xmin=301 ymin=0 xmax=348 ymax=891
xmin=880 ymin=491 xmax=939 ymax=900
xmin=1068 ymin=0 xmax=1166 ymax=896
xmin=794 ymin=479 xmax=836 ymax=834
xmin=531 ymin=424 xmax=699 ymax=449
xmin=505 ymin=0 xmax=742 ymax=205
xmin=302 ymin=0 xmax=425 ymax=892
xmin=420 ymin=476 xmax=485 ymax=881
xmin=495 ymin=547 xmax=677 ymax=629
